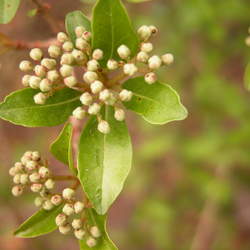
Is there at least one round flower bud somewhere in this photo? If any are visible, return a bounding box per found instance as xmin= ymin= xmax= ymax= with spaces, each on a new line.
xmin=87 ymin=59 xmax=99 ymax=71
xmin=22 ymin=75 xmax=31 ymax=87
xmin=74 ymin=229 xmax=85 ymax=240
xmin=29 ymin=172 xmax=40 ymax=182
xmin=13 ymin=174 xmax=21 ymax=184
xmin=99 ymin=89 xmax=111 ymax=101
xmin=60 ymin=53 xmax=74 ymax=65
xmin=57 ymin=32 xmax=68 ymax=43
xmin=62 ymin=203 xmax=75 ymax=216
xmin=72 ymin=219 xmax=82 ymax=230
xmin=44 ymin=179 xmax=55 ymax=189
xmin=30 ymin=48 xmax=43 ymax=61
xmin=145 ymin=72 xmax=157 ymax=84
xmin=62 ymin=41 xmax=74 ymax=52
xmin=117 ymin=45 xmax=131 ymax=59
xmin=98 ymin=120 xmax=110 ymax=134
xmin=137 ymin=25 xmax=151 ymax=41
xmin=59 ymin=224 xmax=71 ymax=235
xmin=20 ymin=174 xmax=29 ymax=185
xmin=82 ymin=31 xmax=91 ymax=41
xmin=14 ymin=162 xmax=24 ymax=172
xmin=48 ymin=45 xmax=61 ymax=58
xmin=119 ymin=89 xmax=133 ymax=102
xmin=34 ymin=197 xmax=43 ymax=207
xmin=90 ymin=80 xmax=103 ymax=94
xmin=90 ymin=226 xmax=101 ymax=238
xmin=39 ymin=166 xmax=50 ymax=178
xmin=19 ymin=60 xmax=33 ymax=72
xmin=74 ymin=201 xmax=85 ymax=214
xmin=92 ymin=49 xmax=103 ymax=60
xmin=75 ymin=38 xmax=89 ymax=50
xmin=31 ymin=151 xmax=40 ymax=161
xmin=80 ymin=92 xmax=93 ymax=106
xmin=64 ymin=76 xmax=77 ymax=88
xmin=149 ymin=25 xmax=158 ymax=34
xmin=31 ymin=183 xmax=43 ymax=192
xmin=24 ymin=151 xmax=33 ymax=158
xmin=21 ymin=156 xmax=30 ymax=165
xmin=47 ymin=70 xmax=60 ymax=82
xmin=26 ymin=160 xmax=37 ymax=171
xmin=62 ymin=188 xmax=75 ymax=200
xmin=88 ymin=103 xmax=101 ymax=115
xmin=83 ymin=71 xmax=98 ymax=84
xmin=51 ymin=194 xmax=63 ymax=206
xmin=72 ymin=49 xmax=87 ymax=63
xmin=43 ymin=200 xmax=54 ymax=210
xmin=161 ymin=53 xmax=174 ymax=65
xmin=41 ymin=58 xmax=56 ymax=70
xmin=107 ymin=59 xmax=118 ymax=70
xmin=104 ymin=93 xmax=117 ymax=106
xmin=40 ymin=188 xmax=50 ymax=198
xmin=12 ymin=185 xmax=23 ymax=196
xmin=123 ymin=63 xmax=138 ymax=76
xmin=114 ymin=108 xmax=125 ymax=121
xmin=75 ymin=26 xmax=86 ymax=38
xmin=136 ymin=51 xmax=149 ymax=63
xmin=34 ymin=92 xmax=47 ymax=105
xmin=9 ymin=167 xmax=16 ymax=176
xmin=72 ymin=107 xmax=86 ymax=120
xmin=34 ymin=65 xmax=47 ymax=78
xmin=40 ymin=79 xmax=52 ymax=92
xmin=29 ymin=76 xmax=41 ymax=89
xmin=141 ymin=42 xmax=153 ymax=53
xmin=148 ymin=55 xmax=162 ymax=70
xmin=55 ymin=213 xmax=67 ymax=226
xmin=60 ymin=65 xmax=73 ymax=77
xmin=86 ymin=237 xmax=97 ymax=248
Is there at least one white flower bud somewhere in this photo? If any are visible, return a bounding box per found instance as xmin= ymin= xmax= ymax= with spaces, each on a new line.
xmin=64 ymin=76 xmax=77 ymax=88
xmin=9 ymin=167 xmax=17 ymax=176
xmin=51 ymin=194 xmax=63 ymax=206
xmin=90 ymin=226 xmax=101 ymax=238
xmin=123 ymin=63 xmax=138 ymax=76
xmin=34 ymin=196 xmax=43 ymax=207
xmin=60 ymin=65 xmax=73 ymax=77
xmin=34 ymin=65 xmax=47 ymax=78
xmin=119 ymin=89 xmax=133 ymax=102
xmin=148 ymin=55 xmax=162 ymax=69
xmin=31 ymin=151 xmax=40 ymax=161
xmin=47 ymin=70 xmax=60 ymax=82
xmin=59 ymin=224 xmax=71 ymax=234
xmin=88 ymin=103 xmax=101 ymax=115
xmin=82 ymin=31 xmax=91 ymax=41
xmin=12 ymin=185 xmax=23 ymax=196
xmin=74 ymin=201 xmax=85 ymax=214
xmin=57 ymin=32 xmax=68 ymax=43
xmin=20 ymin=174 xmax=29 ymax=185
xmin=117 ymin=45 xmax=131 ymax=59
xmin=137 ymin=51 xmax=149 ymax=63
xmin=98 ymin=120 xmax=110 ymax=134
xmin=74 ymin=229 xmax=85 ymax=240
xmin=62 ymin=203 xmax=75 ymax=216
xmin=26 ymin=160 xmax=37 ymax=171
xmin=99 ymin=89 xmax=110 ymax=101
xmin=137 ymin=25 xmax=151 ymax=41
xmin=72 ymin=49 xmax=87 ymax=63
xmin=141 ymin=42 xmax=153 ymax=53
xmin=90 ymin=80 xmax=103 ymax=94
xmin=86 ymin=237 xmax=97 ymax=248
xmin=149 ymin=25 xmax=158 ymax=34
xmin=30 ymin=48 xmax=43 ymax=61
xmin=87 ymin=59 xmax=99 ymax=71
xmin=75 ymin=38 xmax=89 ymax=50
xmin=62 ymin=188 xmax=75 ymax=200
xmin=104 ymin=93 xmax=116 ymax=106
xmin=14 ymin=162 xmax=24 ymax=172
xmin=39 ymin=166 xmax=50 ymax=178
xmin=13 ymin=174 xmax=21 ymax=184
xmin=107 ymin=59 xmax=118 ymax=70
xmin=92 ymin=49 xmax=103 ymax=60
xmin=56 ymin=213 xmax=67 ymax=226
xmin=31 ymin=183 xmax=43 ymax=192
xmin=43 ymin=199 xmax=54 ymax=210
xmin=39 ymin=188 xmax=50 ymax=198
xmin=21 ymin=156 xmax=30 ymax=165
xmin=161 ymin=53 xmax=174 ymax=65
xmin=145 ymin=72 xmax=157 ymax=84
xmin=41 ymin=58 xmax=56 ymax=70
xmin=29 ymin=76 xmax=41 ymax=89
xmin=19 ymin=60 xmax=33 ymax=72
xmin=44 ymin=179 xmax=55 ymax=189
xmin=72 ymin=219 xmax=82 ymax=230
xmin=62 ymin=41 xmax=74 ymax=52
xmin=83 ymin=71 xmax=98 ymax=84
xmin=48 ymin=45 xmax=61 ymax=58
xmin=114 ymin=108 xmax=125 ymax=121
xmin=29 ymin=172 xmax=40 ymax=182
xmin=40 ymin=79 xmax=52 ymax=92
xmin=72 ymin=107 xmax=86 ymax=120
xmin=75 ymin=26 xmax=86 ymax=38
xmin=22 ymin=75 xmax=31 ymax=87
xmin=60 ymin=53 xmax=74 ymax=65
xmin=24 ymin=151 xmax=33 ymax=158
xmin=34 ymin=92 xmax=47 ymax=105
xmin=80 ymin=92 xmax=93 ymax=106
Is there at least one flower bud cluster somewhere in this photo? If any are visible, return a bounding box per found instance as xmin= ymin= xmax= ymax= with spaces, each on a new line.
xmin=246 ymin=27 xmax=250 ymax=47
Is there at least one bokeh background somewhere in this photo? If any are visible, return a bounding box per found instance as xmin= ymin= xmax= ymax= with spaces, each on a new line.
xmin=1 ymin=0 xmax=250 ymax=249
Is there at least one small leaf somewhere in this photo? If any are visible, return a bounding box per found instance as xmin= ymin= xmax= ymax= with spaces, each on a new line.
xmin=0 ymin=0 xmax=20 ymax=24
xmin=65 ymin=10 xmax=91 ymax=43
xmin=14 ymin=205 xmax=63 ymax=238
xmin=0 ymin=88 xmax=81 ymax=127
xmin=92 ymin=0 xmax=139 ymax=66
xmin=78 ymin=106 xmax=132 ymax=215
xmin=79 ymin=209 xmax=117 ymax=250
xmin=50 ymin=122 xmax=76 ymax=175
xmin=244 ymin=62 xmax=250 ymax=91
xmin=123 ymin=77 xmax=188 ymax=124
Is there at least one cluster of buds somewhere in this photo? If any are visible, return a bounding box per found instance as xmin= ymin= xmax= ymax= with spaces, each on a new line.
xmin=19 ymin=24 xmax=174 ymax=134
xmin=246 ymin=27 xmax=250 ymax=47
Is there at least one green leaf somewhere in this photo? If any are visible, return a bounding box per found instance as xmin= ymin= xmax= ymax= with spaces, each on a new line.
xmin=79 ymin=209 xmax=117 ymax=250
xmin=65 ymin=10 xmax=91 ymax=43
xmin=123 ymin=77 xmax=188 ymax=124
xmin=50 ymin=122 xmax=76 ymax=175
xmin=14 ymin=205 xmax=63 ymax=238
xmin=78 ymin=106 xmax=132 ymax=215
xmin=0 ymin=88 xmax=81 ymax=127
xmin=92 ymin=0 xmax=139 ymax=66
xmin=244 ymin=62 xmax=250 ymax=91
xmin=0 ymin=0 xmax=20 ymax=24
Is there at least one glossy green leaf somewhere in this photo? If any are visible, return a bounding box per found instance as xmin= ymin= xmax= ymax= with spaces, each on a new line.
xmin=65 ymin=10 xmax=91 ymax=43
xmin=0 ymin=88 xmax=81 ymax=127
xmin=79 ymin=209 xmax=117 ymax=250
xmin=123 ymin=77 xmax=188 ymax=124
xmin=50 ymin=122 xmax=76 ymax=175
xmin=78 ymin=106 xmax=132 ymax=215
xmin=0 ymin=0 xmax=20 ymax=24
xmin=14 ymin=205 xmax=63 ymax=238
xmin=244 ymin=62 xmax=250 ymax=91
xmin=92 ymin=0 xmax=139 ymax=66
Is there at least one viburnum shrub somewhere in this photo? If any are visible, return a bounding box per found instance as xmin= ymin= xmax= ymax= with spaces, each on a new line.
xmin=0 ymin=0 xmax=187 ymax=249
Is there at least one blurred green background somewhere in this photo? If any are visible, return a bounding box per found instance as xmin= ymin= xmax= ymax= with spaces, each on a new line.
xmin=0 ymin=0 xmax=250 ymax=249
